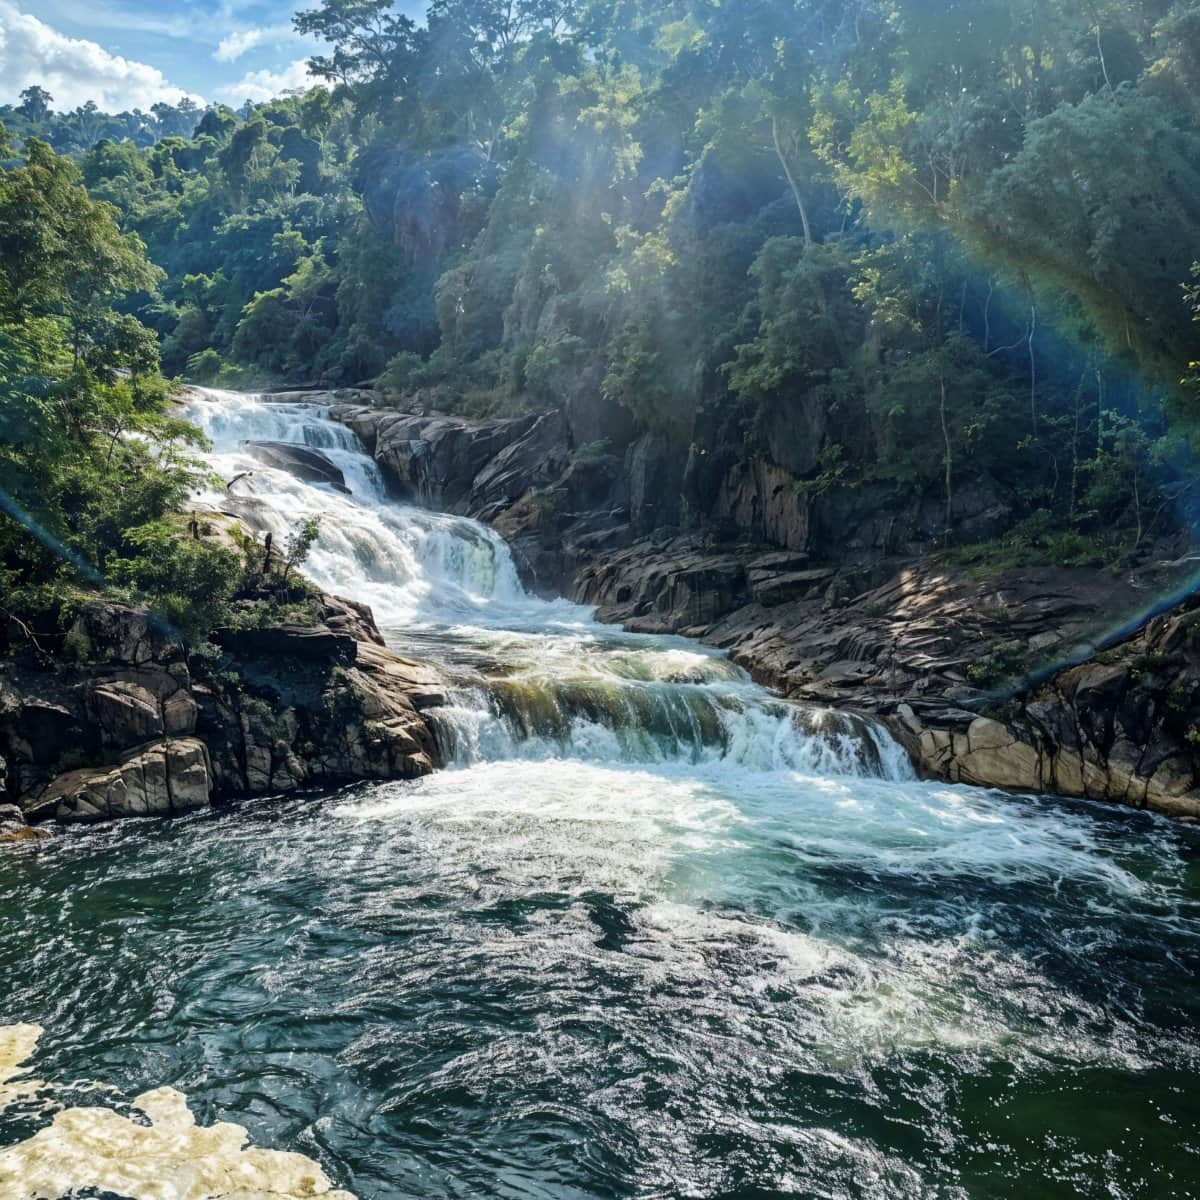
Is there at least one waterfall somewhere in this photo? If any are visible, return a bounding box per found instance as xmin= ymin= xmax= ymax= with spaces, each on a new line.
xmin=184 ymin=389 xmax=912 ymax=781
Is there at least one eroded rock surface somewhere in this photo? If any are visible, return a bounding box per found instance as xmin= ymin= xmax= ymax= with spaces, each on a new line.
xmin=0 ymin=597 xmax=442 ymax=827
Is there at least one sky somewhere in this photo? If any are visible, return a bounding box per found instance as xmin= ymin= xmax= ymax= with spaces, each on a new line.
xmin=0 ymin=1 xmax=423 ymax=112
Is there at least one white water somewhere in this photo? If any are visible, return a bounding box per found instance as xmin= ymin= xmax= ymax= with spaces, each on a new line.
xmin=4 ymin=389 xmax=1194 ymax=1200
xmin=187 ymin=389 xmax=911 ymax=778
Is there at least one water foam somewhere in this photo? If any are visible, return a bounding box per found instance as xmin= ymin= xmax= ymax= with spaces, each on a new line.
xmin=0 ymin=1025 xmax=354 ymax=1200
xmin=183 ymin=389 xmax=909 ymax=777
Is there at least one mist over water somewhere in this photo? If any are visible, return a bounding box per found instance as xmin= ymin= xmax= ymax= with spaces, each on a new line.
xmin=2 ymin=391 xmax=1199 ymax=1199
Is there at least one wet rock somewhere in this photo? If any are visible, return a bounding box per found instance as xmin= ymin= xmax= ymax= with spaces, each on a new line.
xmin=331 ymin=406 xmax=545 ymax=512
xmin=244 ymin=441 xmax=350 ymax=493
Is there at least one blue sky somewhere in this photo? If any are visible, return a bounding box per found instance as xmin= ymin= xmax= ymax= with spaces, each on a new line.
xmin=1 ymin=1 xmax=424 ymax=111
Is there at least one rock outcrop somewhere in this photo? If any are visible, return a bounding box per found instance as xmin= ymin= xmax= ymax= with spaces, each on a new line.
xmin=569 ymin=533 xmax=1200 ymax=817
xmin=0 ymin=597 xmax=443 ymax=828
xmin=196 ymin=631 xmax=441 ymax=798
xmin=23 ymin=739 xmax=213 ymax=825
xmin=330 ymin=407 xmax=554 ymax=512
xmin=244 ymin=442 xmax=351 ymax=493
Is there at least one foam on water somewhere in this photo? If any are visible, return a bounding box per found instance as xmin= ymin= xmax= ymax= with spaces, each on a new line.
xmin=0 ymin=1025 xmax=354 ymax=1200
xmin=2 ymin=389 xmax=1196 ymax=1198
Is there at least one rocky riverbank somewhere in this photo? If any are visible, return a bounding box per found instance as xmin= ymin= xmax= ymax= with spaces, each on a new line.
xmin=8 ymin=386 xmax=1195 ymax=832
xmin=0 ymin=591 xmax=444 ymax=834
xmin=331 ymin=396 xmax=1200 ymax=819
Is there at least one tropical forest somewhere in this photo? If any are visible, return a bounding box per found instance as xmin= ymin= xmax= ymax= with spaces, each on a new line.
xmin=2 ymin=1 xmax=1200 ymax=1197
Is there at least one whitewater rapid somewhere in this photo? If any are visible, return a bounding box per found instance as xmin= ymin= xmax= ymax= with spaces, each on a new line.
xmin=2 ymin=389 xmax=1198 ymax=1200
xmin=186 ymin=389 xmax=911 ymax=779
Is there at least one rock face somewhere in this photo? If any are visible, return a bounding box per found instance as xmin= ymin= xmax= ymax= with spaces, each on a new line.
xmin=331 ymin=407 xmax=553 ymax=513
xmin=897 ymin=609 xmax=1200 ymax=818
xmin=196 ymin=631 xmax=440 ymax=797
xmin=244 ymin=442 xmax=350 ymax=493
xmin=0 ymin=597 xmax=443 ymax=828
xmin=23 ymin=739 xmax=213 ymax=825
xmin=569 ymin=533 xmax=1200 ymax=817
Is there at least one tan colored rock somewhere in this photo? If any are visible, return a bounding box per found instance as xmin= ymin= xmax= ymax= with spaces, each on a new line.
xmin=89 ymin=682 xmax=163 ymax=748
xmin=23 ymin=739 xmax=212 ymax=825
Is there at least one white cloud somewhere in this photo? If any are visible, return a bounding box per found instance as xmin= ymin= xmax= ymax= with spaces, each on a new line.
xmin=214 ymin=24 xmax=297 ymax=63
xmin=214 ymin=57 xmax=323 ymax=105
xmin=0 ymin=1 xmax=202 ymax=111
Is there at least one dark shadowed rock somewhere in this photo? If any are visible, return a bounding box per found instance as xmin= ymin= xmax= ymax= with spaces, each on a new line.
xmin=331 ymin=406 xmax=545 ymax=512
xmin=625 ymin=433 xmax=685 ymax=533
xmin=471 ymin=412 xmax=570 ymax=512
xmin=63 ymin=602 xmax=181 ymax=666
xmin=213 ymin=624 xmax=358 ymax=665
xmin=245 ymin=441 xmax=351 ymax=493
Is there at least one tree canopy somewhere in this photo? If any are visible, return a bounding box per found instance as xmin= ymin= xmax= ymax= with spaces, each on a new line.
xmin=5 ymin=0 xmax=1200 ymax=570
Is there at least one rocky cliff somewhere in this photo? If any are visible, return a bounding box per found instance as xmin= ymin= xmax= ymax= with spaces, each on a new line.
xmin=0 ymin=594 xmax=444 ymax=834
xmin=333 ymin=399 xmax=1200 ymax=819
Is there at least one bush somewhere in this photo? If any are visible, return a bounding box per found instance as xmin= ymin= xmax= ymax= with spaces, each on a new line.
xmin=107 ymin=520 xmax=244 ymax=644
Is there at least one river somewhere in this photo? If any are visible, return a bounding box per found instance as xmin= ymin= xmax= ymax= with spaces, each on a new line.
xmin=1 ymin=391 xmax=1199 ymax=1199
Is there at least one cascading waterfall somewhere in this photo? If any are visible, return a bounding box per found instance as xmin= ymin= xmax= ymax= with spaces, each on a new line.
xmin=3 ymin=388 xmax=1197 ymax=1200
xmin=184 ymin=388 xmax=910 ymax=779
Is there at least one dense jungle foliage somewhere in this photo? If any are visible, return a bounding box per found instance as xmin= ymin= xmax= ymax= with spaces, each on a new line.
xmin=0 ymin=132 xmax=319 ymax=645
xmin=4 ymin=0 xmax=1200 ymax=632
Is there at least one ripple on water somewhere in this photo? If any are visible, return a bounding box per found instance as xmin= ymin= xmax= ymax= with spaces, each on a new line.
xmin=2 ymin=392 xmax=1198 ymax=1199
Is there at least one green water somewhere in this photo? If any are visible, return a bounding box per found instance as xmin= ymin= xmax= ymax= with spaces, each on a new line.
xmin=2 ymin=392 xmax=1198 ymax=1199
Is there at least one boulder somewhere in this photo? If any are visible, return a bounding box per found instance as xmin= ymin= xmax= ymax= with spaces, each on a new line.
xmin=332 ymin=407 xmax=543 ymax=512
xmin=244 ymin=442 xmax=350 ymax=493
xmin=87 ymin=681 xmax=163 ymax=748
xmin=213 ymin=624 xmax=358 ymax=665
xmin=321 ymin=595 xmax=386 ymax=646
xmin=23 ymin=738 xmax=213 ymax=825
xmin=63 ymin=603 xmax=179 ymax=666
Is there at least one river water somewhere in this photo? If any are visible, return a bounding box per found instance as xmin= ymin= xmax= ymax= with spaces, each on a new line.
xmin=2 ymin=391 xmax=1199 ymax=1199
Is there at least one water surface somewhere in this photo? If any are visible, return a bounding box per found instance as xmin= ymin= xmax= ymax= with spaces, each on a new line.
xmin=2 ymin=393 xmax=1198 ymax=1199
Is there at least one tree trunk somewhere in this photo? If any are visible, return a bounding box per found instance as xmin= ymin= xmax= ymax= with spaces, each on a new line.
xmin=939 ymin=369 xmax=953 ymax=541
xmin=772 ymin=116 xmax=813 ymax=250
